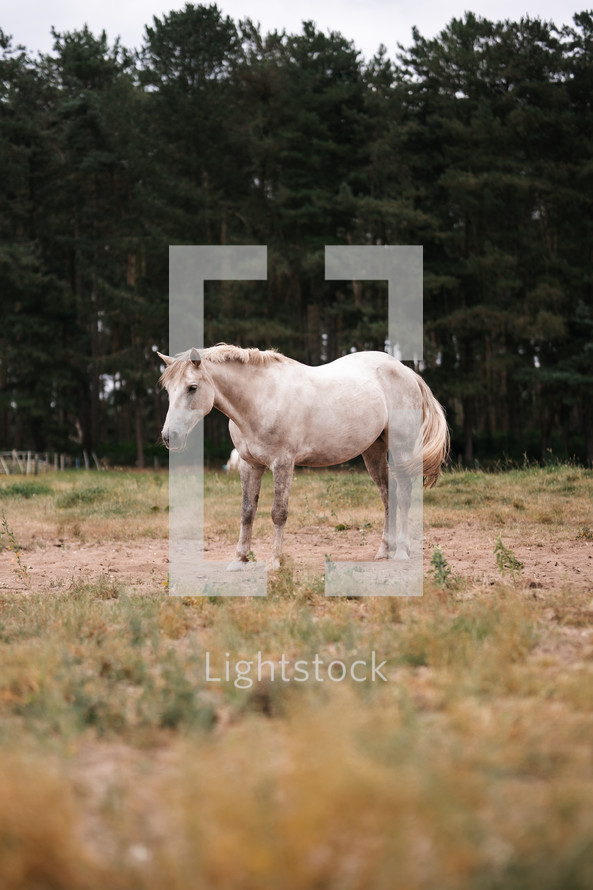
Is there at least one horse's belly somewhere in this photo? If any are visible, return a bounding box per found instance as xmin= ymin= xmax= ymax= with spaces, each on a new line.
xmin=294 ymin=406 xmax=386 ymax=467
xmin=232 ymin=363 xmax=392 ymax=468
xmin=295 ymin=450 xmax=367 ymax=468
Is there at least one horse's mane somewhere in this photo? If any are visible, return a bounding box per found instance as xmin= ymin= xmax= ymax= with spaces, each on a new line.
xmin=202 ymin=344 xmax=289 ymax=366
xmin=159 ymin=343 xmax=290 ymax=386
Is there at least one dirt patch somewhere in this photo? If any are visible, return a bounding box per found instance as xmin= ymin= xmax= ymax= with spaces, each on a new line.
xmin=2 ymin=522 xmax=592 ymax=593
xmin=425 ymin=522 xmax=593 ymax=592
xmin=0 ymin=539 xmax=170 ymax=594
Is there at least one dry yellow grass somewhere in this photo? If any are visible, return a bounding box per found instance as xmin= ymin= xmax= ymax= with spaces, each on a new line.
xmin=0 ymin=465 xmax=591 ymax=888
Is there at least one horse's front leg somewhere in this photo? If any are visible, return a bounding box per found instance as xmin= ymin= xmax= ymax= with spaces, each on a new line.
xmin=269 ymin=459 xmax=295 ymax=571
xmin=227 ymin=460 xmax=265 ymax=572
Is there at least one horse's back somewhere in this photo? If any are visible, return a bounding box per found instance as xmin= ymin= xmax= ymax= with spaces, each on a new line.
xmin=313 ymin=351 xmax=420 ymax=397
xmin=229 ymin=350 xmax=424 ymax=469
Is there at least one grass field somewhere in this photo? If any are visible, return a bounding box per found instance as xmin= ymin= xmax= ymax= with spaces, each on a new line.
xmin=0 ymin=465 xmax=592 ymax=889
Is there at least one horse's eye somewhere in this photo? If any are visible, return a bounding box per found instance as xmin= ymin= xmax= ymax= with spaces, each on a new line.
xmin=187 ymin=384 xmax=198 ymax=393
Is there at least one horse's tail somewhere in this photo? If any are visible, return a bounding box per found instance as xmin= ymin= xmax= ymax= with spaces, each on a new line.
xmin=393 ymin=374 xmax=449 ymax=488
xmin=416 ymin=374 xmax=449 ymax=488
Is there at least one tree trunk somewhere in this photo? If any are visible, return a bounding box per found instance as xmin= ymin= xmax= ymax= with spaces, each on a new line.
xmin=540 ymin=405 xmax=554 ymax=463
xmin=559 ymin=403 xmax=570 ymax=457
xmin=584 ymin=399 xmax=593 ymax=467
xmin=0 ymin=358 xmax=7 ymax=444
xmin=135 ymin=396 xmax=145 ymax=469
xmin=307 ymin=304 xmax=321 ymax=365
xmin=462 ymin=396 xmax=474 ymax=466
xmin=324 ymin=306 xmax=339 ymax=363
xmin=90 ymin=308 xmax=101 ymax=453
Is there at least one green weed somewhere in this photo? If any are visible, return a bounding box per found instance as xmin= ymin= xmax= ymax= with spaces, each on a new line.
xmin=494 ymin=537 xmax=523 ymax=581
xmin=0 ymin=510 xmax=30 ymax=583
xmin=56 ymin=485 xmax=108 ymax=509
xmin=430 ymin=545 xmax=453 ymax=588
xmin=0 ymin=481 xmax=52 ymax=498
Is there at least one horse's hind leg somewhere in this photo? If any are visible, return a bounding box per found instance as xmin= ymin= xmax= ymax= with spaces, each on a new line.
xmin=392 ymin=421 xmax=419 ymax=560
xmin=228 ymin=460 xmax=265 ymax=572
xmin=362 ymin=435 xmax=392 ymax=560
xmin=393 ymin=468 xmax=413 ymax=559
xmin=269 ymin=459 xmax=295 ymax=571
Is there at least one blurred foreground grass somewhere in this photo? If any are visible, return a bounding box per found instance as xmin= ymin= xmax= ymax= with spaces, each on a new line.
xmin=0 ymin=465 xmax=592 ymax=889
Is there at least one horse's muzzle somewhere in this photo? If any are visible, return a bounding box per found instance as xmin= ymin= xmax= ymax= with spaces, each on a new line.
xmin=162 ymin=429 xmax=185 ymax=451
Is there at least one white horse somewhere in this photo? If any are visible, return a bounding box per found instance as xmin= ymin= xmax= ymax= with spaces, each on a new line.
xmin=158 ymin=344 xmax=449 ymax=571
xmin=223 ymin=448 xmax=240 ymax=472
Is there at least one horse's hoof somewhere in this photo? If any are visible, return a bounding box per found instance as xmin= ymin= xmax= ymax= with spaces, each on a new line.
xmin=394 ymin=549 xmax=410 ymax=561
xmin=227 ymin=559 xmax=248 ymax=572
xmin=374 ymin=541 xmax=390 ymax=560
xmin=267 ymin=558 xmax=281 ymax=572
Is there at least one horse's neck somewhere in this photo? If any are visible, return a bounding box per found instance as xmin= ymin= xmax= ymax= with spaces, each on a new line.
xmin=207 ymin=360 xmax=263 ymax=425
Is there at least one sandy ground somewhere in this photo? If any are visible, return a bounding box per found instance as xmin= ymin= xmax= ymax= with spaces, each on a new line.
xmin=2 ymin=521 xmax=591 ymax=593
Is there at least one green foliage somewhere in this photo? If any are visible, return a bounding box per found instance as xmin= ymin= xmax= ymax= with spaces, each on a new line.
xmin=56 ymin=485 xmax=107 ymax=508
xmin=494 ymin=536 xmax=523 ymax=580
xmin=1 ymin=10 xmax=593 ymax=468
xmin=430 ymin=546 xmax=453 ymax=588
xmin=0 ymin=510 xmax=29 ymax=582
xmin=0 ymin=482 xmax=52 ymax=498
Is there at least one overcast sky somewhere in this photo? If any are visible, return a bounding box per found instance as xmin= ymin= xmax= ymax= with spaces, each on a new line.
xmin=3 ymin=0 xmax=588 ymax=61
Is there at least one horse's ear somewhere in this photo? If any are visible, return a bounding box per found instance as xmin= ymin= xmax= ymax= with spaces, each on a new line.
xmin=156 ymin=352 xmax=174 ymax=366
xmin=190 ymin=347 xmax=201 ymax=368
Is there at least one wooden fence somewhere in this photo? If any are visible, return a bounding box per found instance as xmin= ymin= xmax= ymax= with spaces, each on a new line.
xmin=0 ymin=451 xmax=102 ymax=475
